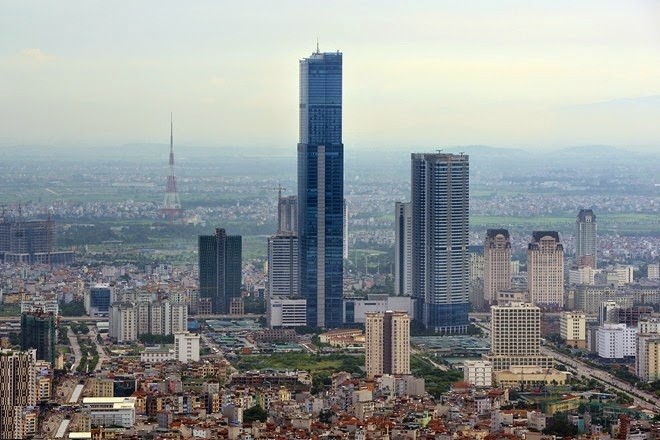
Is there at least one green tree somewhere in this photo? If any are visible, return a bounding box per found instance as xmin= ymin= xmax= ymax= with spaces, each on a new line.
xmin=243 ymin=405 xmax=268 ymax=423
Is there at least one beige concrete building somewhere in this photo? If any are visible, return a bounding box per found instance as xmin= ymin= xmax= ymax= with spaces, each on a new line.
xmin=365 ymin=311 xmax=410 ymax=379
xmin=0 ymin=349 xmax=37 ymax=440
xmin=484 ymin=229 xmax=512 ymax=305
xmin=636 ymin=318 xmax=660 ymax=382
xmin=463 ymin=360 xmax=493 ymax=388
xmin=93 ymin=378 xmax=114 ymax=398
xmin=494 ymin=366 xmax=568 ymax=388
xmin=486 ymin=302 xmax=553 ymax=371
xmin=527 ymin=231 xmax=564 ymax=308
xmin=560 ymin=312 xmax=586 ymax=349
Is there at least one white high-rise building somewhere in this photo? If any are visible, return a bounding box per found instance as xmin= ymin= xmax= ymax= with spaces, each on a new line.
xmin=268 ymin=234 xmax=298 ymax=298
xmin=365 ymin=311 xmax=410 ymax=379
xmin=394 ymin=202 xmax=413 ymax=297
xmin=174 ymin=332 xmax=200 ymax=363
xmin=527 ymin=231 xmax=565 ymax=308
xmin=596 ymin=323 xmax=636 ymax=359
xmin=487 ymin=302 xmax=553 ymax=371
xmin=110 ymin=303 xmax=137 ymax=343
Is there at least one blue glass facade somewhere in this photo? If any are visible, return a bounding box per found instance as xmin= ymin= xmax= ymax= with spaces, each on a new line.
xmin=298 ymin=51 xmax=344 ymax=329
xmin=90 ymin=286 xmax=111 ymax=315
xmin=411 ymin=153 xmax=470 ymax=333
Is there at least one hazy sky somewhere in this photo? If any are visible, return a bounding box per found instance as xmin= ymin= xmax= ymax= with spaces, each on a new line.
xmin=2 ymin=0 xmax=660 ymax=150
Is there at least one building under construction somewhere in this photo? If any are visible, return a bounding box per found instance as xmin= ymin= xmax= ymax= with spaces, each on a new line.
xmin=0 ymin=217 xmax=74 ymax=265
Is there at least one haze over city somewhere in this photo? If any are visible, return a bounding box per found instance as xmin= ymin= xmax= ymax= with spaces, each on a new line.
xmin=2 ymin=0 xmax=660 ymax=150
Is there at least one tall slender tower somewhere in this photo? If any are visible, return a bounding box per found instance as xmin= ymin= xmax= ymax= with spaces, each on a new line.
xmin=411 ymin=153 xmax=470 ymax=333
xmin=483 ymin=229 xmax=512 ymax=305
xmin=297 ymin=49 xmax=344 ymax=328
xmin=161 ymin=114 xmax=183 ymax=220
xmin=394 ymin=201 xmax=413 ymax=297
xmin=575 ymin=209 xmax=597 ymax=268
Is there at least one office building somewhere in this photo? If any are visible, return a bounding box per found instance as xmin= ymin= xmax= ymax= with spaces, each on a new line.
xmin=267 ymin=297 xmax=307 ymax=328
xmin=87 ymin=284 xmax=112 ymax=316
xmin=527 ymin=231 xmax=565 ymax=308
xmin=0 ymin=349 xmax=37 ymax=440
xmin=82 ymin=397 xmax=136 ymax=428
xmin=20 ymin=311 xmax=57 ymax=365
xmin=486 ymin=302 xmax=553 ymax=371
xmin=411 ymin=153 xmax=470 ymax=333
xmin=484 ymin=229 xmax=512 ymax=305
xmin=198 ymin=228 xmax=242 ymax=314
xmin=344 ymin=295 xmax=414 ymax=325
xmin=278 ymin=195 xmax=297 ymax=234
xmin=297 ymin=49 xmax=344 ymax=328
xmin=560 ymin=311 xmax=586 ymax=349
xmin=268 ymin=234 xmax=298 ymax=298
xmin=365 ymin=311 xmax=410 ymax=379
xmin=596 ymin=323 xmax=636 ymax=359
xmin=394 ymin=201 xmax=413 ymax=297
xmin=174 ymin=332 xmax=200 ymax=363
xmin=575 ymin=209 xmax=597 ymax=268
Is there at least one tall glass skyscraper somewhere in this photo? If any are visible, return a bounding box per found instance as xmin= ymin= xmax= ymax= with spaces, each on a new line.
xmin=575 ymin=208 xmax=597 ymax=268
xmin=411 ymin=153 xmax=470 ymax=333
xmin=297 ymin=50 xmax=344 ymax=328
xmin=198 ymin=228 xmax=242 ymax=314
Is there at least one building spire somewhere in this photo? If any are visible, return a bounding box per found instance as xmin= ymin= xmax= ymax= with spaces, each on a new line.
xmin=316 ymin=38 xmax=320 ymax=54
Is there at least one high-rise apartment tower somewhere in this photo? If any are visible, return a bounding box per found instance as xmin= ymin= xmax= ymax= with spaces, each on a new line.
xmin=394 ymin=202 xmax=413 ymax=297
xmin=198 ymin=228 xmax=242 ymax=314
xmin=365 ymin=311 xmax=411 ymax=379
xmin=411 ymin=153 xmax=470 ymax=333
xmin=297 ymin=49 xmax=344 ymax=328
xmin=0 ymin=349 xmax=37 ymax=440
xmin=575 ymin=209 xmax=597 ymax=268
xmin=483 ymin=229 xmax=512 ymax=305
xmin=527 ymin=231 xmax=565 ymax=308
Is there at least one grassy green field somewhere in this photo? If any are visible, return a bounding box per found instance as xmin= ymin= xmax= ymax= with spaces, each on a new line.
xmin=235 ymin=352 xmax=364 ymax=376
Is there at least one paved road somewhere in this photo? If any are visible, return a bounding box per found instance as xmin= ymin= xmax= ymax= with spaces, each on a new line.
xmin=89 ymin=328 xmax=109 ymax=371
xmin=67 ymin=330 xmax=83 ymax=372
xmin=475 ymin=318 xmax=659 ymax=409
xmin=541 ymin=345 xmax=660 ymax=409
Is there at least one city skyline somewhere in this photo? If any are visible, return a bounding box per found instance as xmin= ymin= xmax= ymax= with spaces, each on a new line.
xmin=2 ymin=1 xmax=660 ymax=150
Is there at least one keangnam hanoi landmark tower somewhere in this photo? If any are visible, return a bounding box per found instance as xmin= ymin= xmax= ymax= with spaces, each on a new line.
xmin=297 ymin=47 xmax=344 ymax=329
